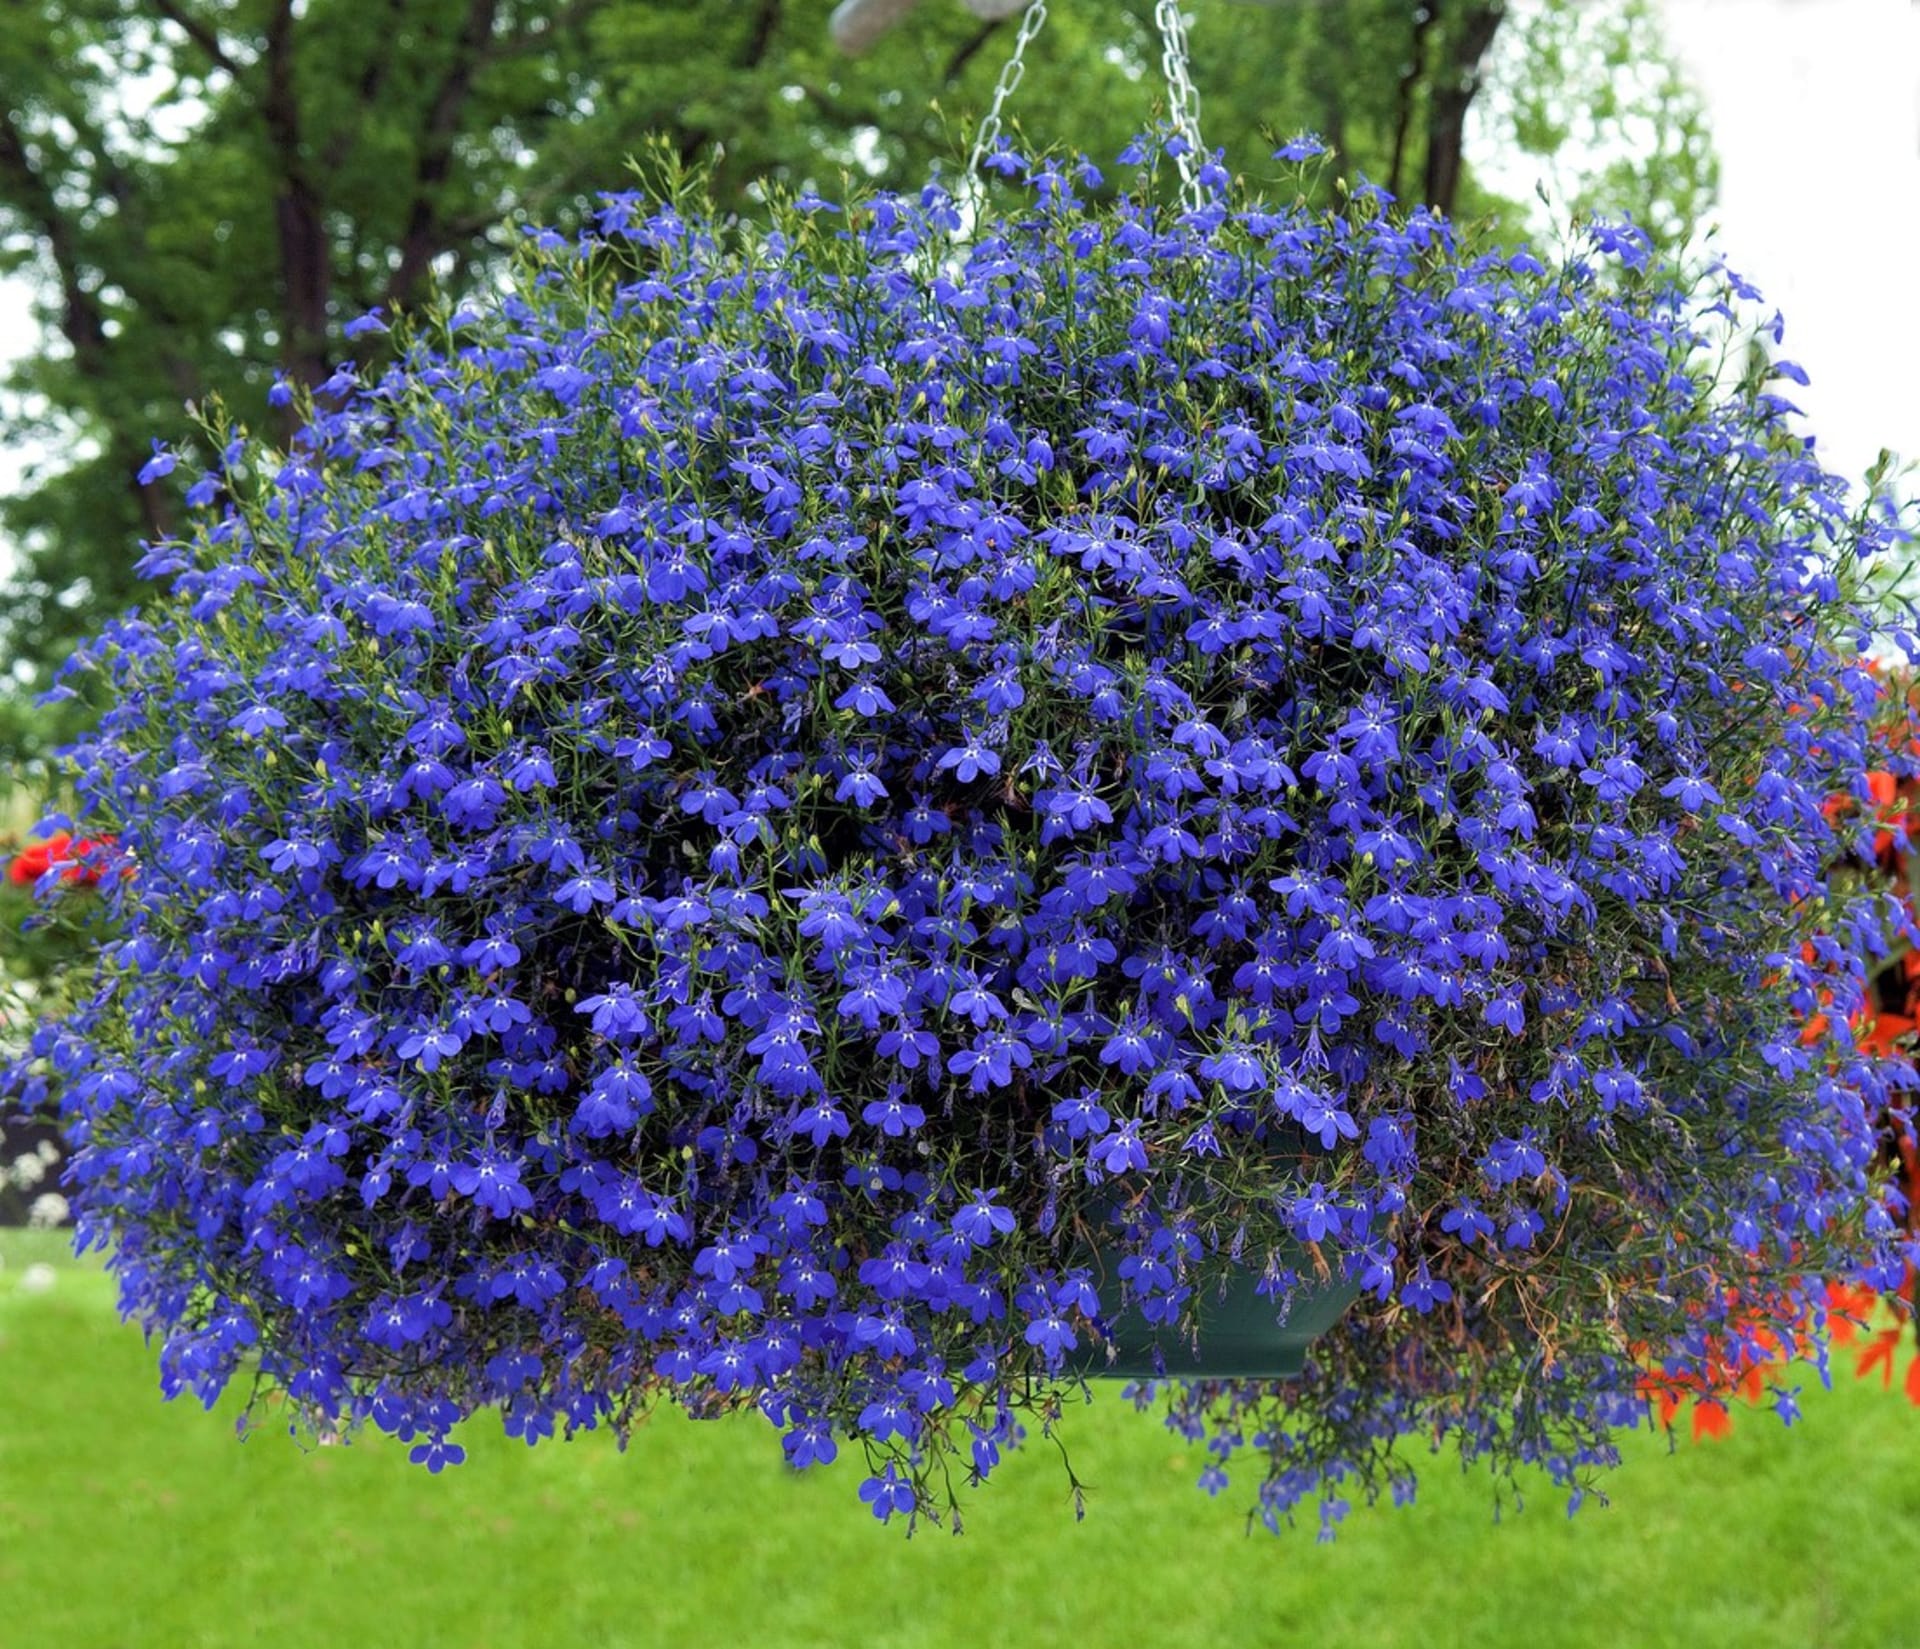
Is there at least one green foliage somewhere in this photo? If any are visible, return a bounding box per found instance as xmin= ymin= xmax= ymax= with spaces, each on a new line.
xmin=1482 ymin=0 xmax=1719 ymax=255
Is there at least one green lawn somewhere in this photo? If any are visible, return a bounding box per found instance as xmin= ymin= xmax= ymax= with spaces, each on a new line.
xmin=3 ymin=1232 xmax=1917 ymax=1649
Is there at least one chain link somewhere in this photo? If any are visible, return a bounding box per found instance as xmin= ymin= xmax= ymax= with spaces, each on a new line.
xmin=962 ymin=0 xmax=1207 ymax=214
xmin=1153 ymin=0 xmax=1207 ymax=208
xmin=965 ymin=0 xmax=1050 ymax=179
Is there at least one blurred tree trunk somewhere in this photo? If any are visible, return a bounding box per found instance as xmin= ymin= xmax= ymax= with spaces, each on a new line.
xmin=1386 ymin=0 xmax=1507 ymax=219
xmin=1422 ymin=2 xmax=1507 ymax=218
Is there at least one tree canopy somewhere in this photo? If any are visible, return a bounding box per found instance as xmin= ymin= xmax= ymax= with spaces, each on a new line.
xmin=0 ymin=0 xmax=1713 ymax=771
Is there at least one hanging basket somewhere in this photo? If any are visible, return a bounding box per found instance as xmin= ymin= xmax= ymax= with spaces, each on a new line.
xmin=14 ymin=118 xmax=1904 ymax=1533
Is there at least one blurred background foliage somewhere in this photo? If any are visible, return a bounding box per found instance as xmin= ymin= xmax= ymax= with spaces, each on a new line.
xmin=0 ymin=0 xmax=1714 ymax=932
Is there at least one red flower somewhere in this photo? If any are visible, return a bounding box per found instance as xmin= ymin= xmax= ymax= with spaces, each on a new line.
xmin=5 ymin=832 xmax=114 ymax=889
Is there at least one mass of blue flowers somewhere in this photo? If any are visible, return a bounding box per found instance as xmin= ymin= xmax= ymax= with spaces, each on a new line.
xmin=14 ymin=138 xmax=1918 ymax=1534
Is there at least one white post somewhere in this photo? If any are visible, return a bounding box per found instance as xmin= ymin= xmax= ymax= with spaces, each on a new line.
xmin=830 ymin=0 xmax=923 ymax=54
xmin=832 ymin=0 xmax=1033 ymax=56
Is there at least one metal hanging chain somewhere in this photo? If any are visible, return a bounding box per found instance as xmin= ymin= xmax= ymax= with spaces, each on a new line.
xmin=961 ymin=1 xmax=1207 ymax=212
xmin=1153 ymin=0 xmax=1208 ymax=207
xmin=965 ymin=0 xmax=1051 ymax=179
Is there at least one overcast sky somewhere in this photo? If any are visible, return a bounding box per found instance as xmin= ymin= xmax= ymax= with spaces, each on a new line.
xmin=1658 ymin=0 xmax=1920 ymax=492
xmin=2 ymin=0 xmax=1916 ymax=545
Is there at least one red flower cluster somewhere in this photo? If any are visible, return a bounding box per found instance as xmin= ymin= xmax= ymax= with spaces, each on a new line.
xmin=1652 ymin=693 xmax=1920 ymax=1440
xmin=1826 ymin=750 xmax=1920 ymax=1406
xmin=4 ymin=832 xmax=113 ymax=889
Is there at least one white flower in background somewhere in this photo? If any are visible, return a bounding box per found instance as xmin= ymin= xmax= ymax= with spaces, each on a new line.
xmin=0 ymin=1126 xmax=64 ymax=1209
xmin=27 ymin=1192 xmax=69 ymax=1229
xmin=18 ymin=1263 xmax=56 ymax=1295
xmin=0 ymin=977 xmax=43 ymax=1061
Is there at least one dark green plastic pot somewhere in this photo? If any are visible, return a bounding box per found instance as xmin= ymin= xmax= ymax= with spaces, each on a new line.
xmin=1067 ymin=1249 xmax=1360 ymax=1380
xmin=1064 ymin=1127 xmax=1361 ymax=1379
